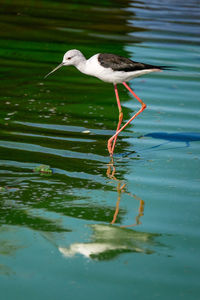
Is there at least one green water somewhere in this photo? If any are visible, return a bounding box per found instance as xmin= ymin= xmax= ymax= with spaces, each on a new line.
xmin=0 ymin=0 xmax=200 ymax=299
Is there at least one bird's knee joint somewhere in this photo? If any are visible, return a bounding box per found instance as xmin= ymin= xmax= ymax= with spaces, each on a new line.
xmin=142 ymin=103 xmax=147 ymax=109
xmin=118 ymin=113 xmax=123 ymax=123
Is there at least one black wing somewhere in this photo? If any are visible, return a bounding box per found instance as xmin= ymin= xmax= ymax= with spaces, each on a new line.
xmin=98 ymin=53 xmax=167 ymax=72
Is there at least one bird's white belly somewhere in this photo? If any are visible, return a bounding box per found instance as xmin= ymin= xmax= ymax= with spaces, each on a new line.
xmin=95 ymin=69 xmax=125 ymax=83
xmin=85 ymin=63 xmax=127 ymax=84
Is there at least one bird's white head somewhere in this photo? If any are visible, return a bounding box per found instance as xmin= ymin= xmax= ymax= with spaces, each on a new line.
xmin=62 ymin=49 xmax=85 ymax=66
xmin=44 ymin=49 xmax=85 ymax=78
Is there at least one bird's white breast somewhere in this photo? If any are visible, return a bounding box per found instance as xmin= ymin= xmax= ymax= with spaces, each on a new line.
xmin=83 ymin=54 xmax=120 ymax=83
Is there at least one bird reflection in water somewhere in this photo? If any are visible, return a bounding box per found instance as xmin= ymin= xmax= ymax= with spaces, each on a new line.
xmin=58 ymin=223 xmax=161 ymax=260
xmin=52 ymin=161 xmax=163 ymax=260
xmin=107 ymin=157 xmax=144 ymax=227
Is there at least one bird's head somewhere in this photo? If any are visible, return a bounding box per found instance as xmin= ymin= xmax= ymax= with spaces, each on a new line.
xmin=44 ymin=49 xmax=85 ymax=79
xmin=62 ymin=49 xmax=85 ymax=66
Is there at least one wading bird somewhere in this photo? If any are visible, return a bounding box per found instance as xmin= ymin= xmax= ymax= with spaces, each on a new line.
xmin=45 ymin=49 xmax=167 ymax=156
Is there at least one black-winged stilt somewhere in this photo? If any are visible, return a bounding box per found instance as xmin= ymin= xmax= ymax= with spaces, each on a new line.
xmin=45 ymin=49 xmax=167 ymax=156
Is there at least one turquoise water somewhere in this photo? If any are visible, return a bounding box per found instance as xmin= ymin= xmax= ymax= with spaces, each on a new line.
xmin=0 ymin=0 xmax=200 ymax=299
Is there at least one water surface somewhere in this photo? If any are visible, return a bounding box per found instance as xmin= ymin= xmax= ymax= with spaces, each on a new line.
xmin=0 ymin=0 xmax=200 ymax=299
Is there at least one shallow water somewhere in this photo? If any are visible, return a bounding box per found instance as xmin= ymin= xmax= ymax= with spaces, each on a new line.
xmin=0 ymin=0 xmax=200 ymax=299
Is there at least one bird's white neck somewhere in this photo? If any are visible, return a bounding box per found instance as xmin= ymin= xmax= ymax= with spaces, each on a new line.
xmin=75 ymin=58 xmax=87 ymax=74
xmin=75 ymin=59 xmax=87 ymax=73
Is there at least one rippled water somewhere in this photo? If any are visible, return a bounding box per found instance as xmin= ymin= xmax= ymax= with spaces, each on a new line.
xmin=0 ymin=0 xmax=200 ymax=299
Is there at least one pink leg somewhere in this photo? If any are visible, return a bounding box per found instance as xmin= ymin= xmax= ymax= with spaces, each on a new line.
xmin=111 ymin=84 xmax=123 ymax=153
xmin=107 ymin=82 xmax=147 ymax=156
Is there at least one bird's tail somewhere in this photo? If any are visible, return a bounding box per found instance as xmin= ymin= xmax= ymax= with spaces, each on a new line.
xmin=159 ymin=65 xmax=176 ymax=70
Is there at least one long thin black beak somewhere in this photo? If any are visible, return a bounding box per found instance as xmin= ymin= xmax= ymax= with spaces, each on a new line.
xmin=44 ymin=63 xmax=64 ymax=79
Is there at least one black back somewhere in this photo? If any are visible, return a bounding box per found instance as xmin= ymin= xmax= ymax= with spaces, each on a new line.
xmin=98 ymin=53 xmax=163 ymax=72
